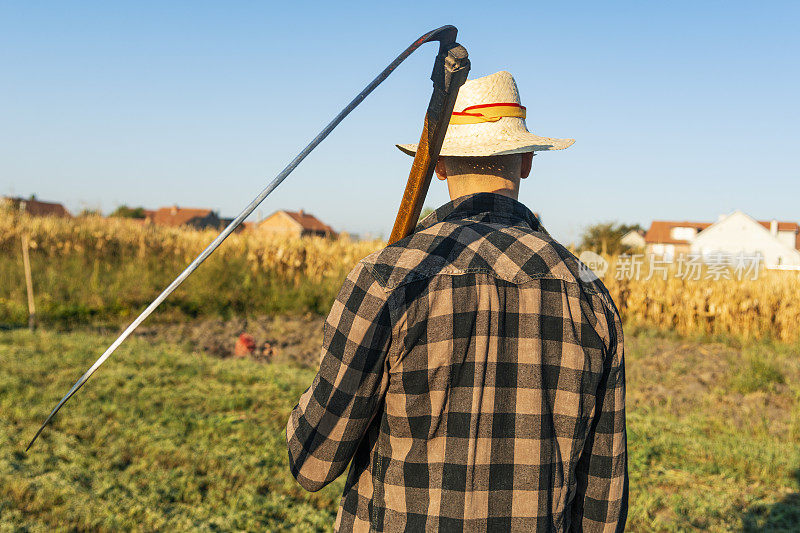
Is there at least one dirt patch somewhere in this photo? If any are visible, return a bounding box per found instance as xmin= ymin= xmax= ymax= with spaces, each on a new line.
xmin=627 ymin=335 xmax=735 ymax=411
xmin=133 ymin=314 xmax=325 ymax=368
xmin=625 ymin=333 xmax=796 ymax=433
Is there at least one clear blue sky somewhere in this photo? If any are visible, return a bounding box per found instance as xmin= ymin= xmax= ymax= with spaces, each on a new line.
xmin=2 ymin=1 xmax=798 ymax=243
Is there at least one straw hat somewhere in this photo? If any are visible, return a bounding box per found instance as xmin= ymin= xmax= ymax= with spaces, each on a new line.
xmin=397 ymin=70 xmax=574 ymax=157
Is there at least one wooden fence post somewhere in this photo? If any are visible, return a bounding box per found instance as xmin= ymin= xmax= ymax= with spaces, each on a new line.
xmin=21 ymin=234 xmax=36 ymax=330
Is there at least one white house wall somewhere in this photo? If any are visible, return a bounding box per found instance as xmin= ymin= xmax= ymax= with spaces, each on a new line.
xmin=691 ymin=211 xmax=800 ymax=267
xmin=670 ymin=226 xmax=698 ymax=242
xmin=776 ymin=230 xmax=797 ymax=249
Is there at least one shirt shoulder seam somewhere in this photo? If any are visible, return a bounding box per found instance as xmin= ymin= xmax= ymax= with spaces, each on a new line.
xmin=361 ymin=262 xmax=602 ymax=296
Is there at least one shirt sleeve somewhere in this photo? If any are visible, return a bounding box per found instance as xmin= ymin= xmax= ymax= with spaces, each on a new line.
xmin=572 ymin=303 xmax=629 ymax=532
xmin=286 ymin=261 xmax=392 ymax=492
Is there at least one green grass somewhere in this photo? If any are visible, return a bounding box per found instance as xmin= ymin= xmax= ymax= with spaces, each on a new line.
xmin=0 ymin=329 xmax=343 ymax=531
xmin=728 ymin=352 xmax=787 ymax=395
xmin=1 ymin=328 xmax=799 ymax=531
xmin=624 ymin=330 xmax=800 ymax=531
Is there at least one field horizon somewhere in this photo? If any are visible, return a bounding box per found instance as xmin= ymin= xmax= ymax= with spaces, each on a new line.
xmin=3 ymin=210 xmax=800 ymax=343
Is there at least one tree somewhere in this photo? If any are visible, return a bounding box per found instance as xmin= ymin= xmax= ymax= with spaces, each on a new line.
xmin=579 ymin=221 xmax=643 ymax=255
xmin=111 ymin=205 xmax=147 ymax=219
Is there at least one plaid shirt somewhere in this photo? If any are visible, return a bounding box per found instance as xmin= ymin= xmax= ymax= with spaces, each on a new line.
xmin=286 ymin=192 xmax=628 ymax=532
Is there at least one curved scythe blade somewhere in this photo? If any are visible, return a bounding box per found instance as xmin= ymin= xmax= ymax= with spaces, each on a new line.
xmin=27 ymin=25 xmax=464 ymax=451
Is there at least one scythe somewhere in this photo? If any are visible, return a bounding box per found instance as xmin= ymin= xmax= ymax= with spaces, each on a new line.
xmin=27 ymin=26 xmax=470 ymax=451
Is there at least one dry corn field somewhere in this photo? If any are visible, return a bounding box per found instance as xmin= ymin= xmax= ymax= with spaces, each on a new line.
xmin=1 ymin=211 xmax=798 ymax=342
xmin=602 ymin=258 xmax=800 ymax=342
xmin=0 ymin=211 xmax=382 ymax=323
xmin=0 ymin=212 xmax=381 ymax=284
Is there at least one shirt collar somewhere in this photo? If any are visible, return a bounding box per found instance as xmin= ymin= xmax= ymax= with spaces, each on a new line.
xmin=415 ymin=192 xmax=544 ymax=234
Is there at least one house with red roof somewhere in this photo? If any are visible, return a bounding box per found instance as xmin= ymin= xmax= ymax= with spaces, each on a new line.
xmin=3 ymin=196 xmax=72 ymax=218
xmin=257 ymin=209 xmax=337 ymax=238
xmin=691 ymin=211 xmax=800 ymax=268
xmin=645 ymin=211 xmax=800 ymax=267
xmin=644 ymin=220 xmax=712 ymax=258
xmin=148 ymin=205 xmax=221 ymax=229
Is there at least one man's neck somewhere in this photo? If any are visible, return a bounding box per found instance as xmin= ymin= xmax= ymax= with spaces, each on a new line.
xmin=447 ymin=174 xmax=520 ymax=201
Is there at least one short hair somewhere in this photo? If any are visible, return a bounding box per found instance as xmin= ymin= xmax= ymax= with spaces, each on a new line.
xmin=442 ymin=154 xmax=525 ymax=179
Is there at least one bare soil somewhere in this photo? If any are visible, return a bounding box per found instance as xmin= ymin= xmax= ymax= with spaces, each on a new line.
xmin=133 ymin=314 xmax=325 ymax=367
xmin=625 ymin=332 xmax=796 ymax=433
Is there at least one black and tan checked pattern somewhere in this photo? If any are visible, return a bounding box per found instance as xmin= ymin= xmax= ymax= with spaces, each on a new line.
xmin=286 ymin=193 xmax=628 ymax=532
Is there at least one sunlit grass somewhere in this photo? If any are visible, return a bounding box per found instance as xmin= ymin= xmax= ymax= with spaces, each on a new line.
xmin=625 ymin=331 xmax=800 ymax=531
xmin=0 ymin=328 xmax=343 ymax=531
xmin=1 ymin=328 xmax=798 ymax=531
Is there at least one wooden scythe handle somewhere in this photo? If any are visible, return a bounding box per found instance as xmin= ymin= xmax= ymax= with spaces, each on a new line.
xmin=388 ymin=41 xmax=470 ymax=244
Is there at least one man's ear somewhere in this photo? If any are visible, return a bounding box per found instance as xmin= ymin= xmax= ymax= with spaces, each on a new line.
xmin=435 ymin=158 xmax=448 ymax=181
xmin=521 ymin=152 xmax=533 ymax=180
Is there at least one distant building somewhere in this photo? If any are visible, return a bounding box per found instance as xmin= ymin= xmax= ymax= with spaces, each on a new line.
xmin=644 ymin=212 xmax=800 ymax=268
xmin=644 ymin=220 xmax=712 ymax=259
xmin=258 ymin=209 xmax=336 ymax=238
xmin=754 ymin=219 xmax=800 ymax=250
xmin=620 ymin=229 xmax=646 ymax=250
xmin=149 ymin=206 xmax=221 ymax=229
xmin=2 ymin=196 xmax=71 ymax=218
xmin=217 ymin=217 xmax=249 ymax=234
xmin=691 ymin=211 xmax=800 ymax=268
